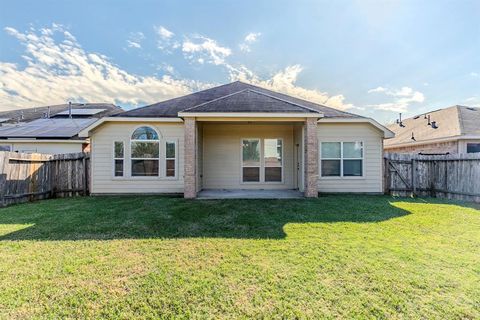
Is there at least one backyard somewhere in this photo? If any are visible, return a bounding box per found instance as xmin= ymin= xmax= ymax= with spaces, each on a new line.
xmin=0 ymin=195 xmax=478 ymax=319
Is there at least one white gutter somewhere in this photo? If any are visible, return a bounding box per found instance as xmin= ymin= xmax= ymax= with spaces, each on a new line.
xmin=0 ymin=139 xmax=86 ymax=144
xmin=178 ymin=112 xmax=322 ymax=118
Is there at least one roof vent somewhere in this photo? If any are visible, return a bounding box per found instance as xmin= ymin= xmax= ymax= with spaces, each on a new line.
xmin=396 ymin=113 xmax=405 ymax=127
xmin=413 ymin=115 xmax=420 ymax=119
xmin=467 ymin=107 xmax=477 ymax=111
xmin=431 ymin=121 xmax=438 ymax=129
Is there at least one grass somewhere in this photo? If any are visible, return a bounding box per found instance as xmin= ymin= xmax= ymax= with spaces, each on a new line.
xmin=0 ymin=195 xmax=479 ymax=319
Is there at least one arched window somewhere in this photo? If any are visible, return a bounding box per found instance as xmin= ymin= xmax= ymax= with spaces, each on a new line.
xmin=131 ymin=126 xmax=159 ymax=176
xmin=131 ymin=126 xmax=159 ymax=140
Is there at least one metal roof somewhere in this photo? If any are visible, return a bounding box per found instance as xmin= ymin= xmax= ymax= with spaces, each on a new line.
xmin=0 ymin=118 xmax=97 ymax=139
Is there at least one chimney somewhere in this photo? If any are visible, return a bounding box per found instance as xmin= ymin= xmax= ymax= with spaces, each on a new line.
xmin=427 ymin=115 xmax=431 ymax=125
xmin=68 ymin=101 xmax=72 ymax=119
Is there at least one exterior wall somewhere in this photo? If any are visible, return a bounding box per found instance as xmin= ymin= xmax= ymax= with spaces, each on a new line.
xmin=202 ymin=123 xmax=295 ymax=189
xmin=385 ymin=140 xmax=459 ymax=154
xmin=0 ymin=141 xmax=83 ymax=154
xmin=293 ymin=125 xmax=304 ymax=192
xmin=458 ymin=139 xmax=480 ymax=153
xmin=317 ymin=123 xmax=384 ymax=193
xmin=90 ymin=121 xmax=184 ymax=194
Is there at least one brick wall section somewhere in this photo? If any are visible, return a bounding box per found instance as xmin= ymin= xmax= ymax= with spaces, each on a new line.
xmin=304 ymin=118 xmax=318 ymax=197
xmin=184 ymin=117 xmax=197 ymax=198
xmin=386 ymin=140 xmax=458 ymax=154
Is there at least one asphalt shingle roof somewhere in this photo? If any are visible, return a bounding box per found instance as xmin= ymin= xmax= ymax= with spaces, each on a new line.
xmin=116 ymin=81 xmax=363 ymax=118
xmin=385 ymin=105 xmax=480 ymax=146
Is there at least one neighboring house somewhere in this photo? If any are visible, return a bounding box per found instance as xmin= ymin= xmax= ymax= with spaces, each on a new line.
xmin=0 ymin=103 xmax=123 ymax=154
xmin=0 ymin=103 xmax=122 ymax=124
xmin=385 ymin=105 xmax=480 ymax=154
xmin=79 ymin=81 xmax=393 ymax=198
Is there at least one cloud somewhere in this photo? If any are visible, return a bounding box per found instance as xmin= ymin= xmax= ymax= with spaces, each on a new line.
xmin=0 ymin=25 xmax=208 ymax=110
xmin=155 ymin=26 xmax=174 ymax=39
xmin=228 ymin=64 xmax=354 ymax=110
xmin=239 ymin=32 xmax=261 ymax=52
xmin=367 ymin=86 xmax=386 ymax=93
xmin=182 ymin=35 xmax=232 ymax=65
xmin=367 ymin=86 xmax=425 ymax=112
xmin=126 ymin=32 xmax=145 ymax=49
xmin=470 ymin=72 xmax=479 ymax=78
xmin=154 ymin=26 xmax=179 ymax=51
xmin=1 ymin=24 xmax=354 ymax=113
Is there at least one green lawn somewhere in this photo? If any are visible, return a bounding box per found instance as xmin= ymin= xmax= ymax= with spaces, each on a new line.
xmin=0 ymin=195 xmax=479 ymax=319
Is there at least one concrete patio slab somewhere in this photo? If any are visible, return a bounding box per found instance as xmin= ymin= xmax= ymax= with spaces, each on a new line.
xmin=197 ymin=189 xmax=304 ymax=199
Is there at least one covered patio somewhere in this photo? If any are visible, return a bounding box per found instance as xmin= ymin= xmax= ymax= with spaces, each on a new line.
xmin=197 ymin=189 xmax=304 ymax=199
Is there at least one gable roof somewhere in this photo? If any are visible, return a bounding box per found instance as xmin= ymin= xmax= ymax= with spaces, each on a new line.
xmin=0 ymin=118 xmax=97 ymax=139
xmin=116 ymin=81 xmax=363 ymax=118
xmin=0 ymin=103 xmax=123 ymax=124
xmin=385 ymin=105 xmax=480 ymax=147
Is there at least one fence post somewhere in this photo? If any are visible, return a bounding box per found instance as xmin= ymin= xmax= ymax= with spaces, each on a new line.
xmin=384 ymin=157 xmax=390 ymax=195
xmin=82 ymin=153 xmax=87 ymax=196
xmin=411 ymin=158 xmax=416 ymax=197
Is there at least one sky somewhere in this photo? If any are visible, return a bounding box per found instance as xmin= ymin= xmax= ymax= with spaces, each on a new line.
xmin=0 ymin=0 xmax=479 ymax=124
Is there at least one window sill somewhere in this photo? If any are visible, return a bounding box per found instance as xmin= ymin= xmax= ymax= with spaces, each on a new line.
xmin=112 ymin=176 xmax=179 ymax=181
xmin=320 ymin=176 xmax=365 ymax=180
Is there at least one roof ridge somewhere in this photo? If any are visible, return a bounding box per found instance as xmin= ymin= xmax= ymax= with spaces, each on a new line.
xmin=246 ymin=89 xmax=322 ymax=114
xmin=181 ymin=89 xmax=250 ymax=112
xmin=116 ymin=82 xmax=238 ymax=116
xmin=456 ymin=105 xmax=466 ymax=135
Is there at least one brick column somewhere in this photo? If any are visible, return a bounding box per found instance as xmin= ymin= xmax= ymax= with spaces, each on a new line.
xmin=184 ymin=117 xmax=197 ymax=199
xmin=304 ymin=118 xmax=318 ymax=197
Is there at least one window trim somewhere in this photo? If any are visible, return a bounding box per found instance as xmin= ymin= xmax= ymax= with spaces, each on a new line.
xmin=241 ymin=138 xmax=262 ymax=183
xmin=113 ymin=141 xmax=125 ymax=178
xmin=130 ymin=126 xmax=160 ymax=178
xmin=164 ymin=139 xmax=178 ymax=179
xmin=319 ymin=140 xmax=365 ymax=179
xmin=240 ymin=137 xmax=285 ymax=184
xmin=263 ymin=138 xmax=284 ymax=183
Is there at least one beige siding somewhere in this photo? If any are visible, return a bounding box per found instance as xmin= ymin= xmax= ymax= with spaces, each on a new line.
xmin=202 ymin=123 xmax=295 ymax=189
xmin=317 ymin=123 xmax=384 ymax=193
xmin=0 ymin=141 xmax=83 ymax=154
xmin=458 ymin=139 xmax=480 ymax=154
xmin=90 ymin=121 xmax=184 ymax=194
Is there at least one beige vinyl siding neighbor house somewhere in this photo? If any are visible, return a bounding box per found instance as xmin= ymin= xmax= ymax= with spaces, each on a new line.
xmin=80 ymin=81 xmax=393 ymax=198
xmin=385 ymin=105 xmax=480 ymax=154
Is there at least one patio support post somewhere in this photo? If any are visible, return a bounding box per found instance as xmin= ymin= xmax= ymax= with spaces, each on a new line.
xmin=304 ymin=118 xmax=319 ymax=197
xmin=184 ymin=117 xmax=197 ymax=199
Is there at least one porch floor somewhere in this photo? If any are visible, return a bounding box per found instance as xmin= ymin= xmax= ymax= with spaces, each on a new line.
xmin=197 ymin=189 xmax=304 ymax=199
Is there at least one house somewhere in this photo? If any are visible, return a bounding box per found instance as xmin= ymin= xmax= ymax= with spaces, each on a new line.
xmin=79 ymin=81 xmax=393 ymax=198
xmin=0 ymin=103 xmax=122 ymax=124
xmin=0 ymin=103 xmax=123 ymax=154
xmin=385 ymin=105 xmax=480 ymax=154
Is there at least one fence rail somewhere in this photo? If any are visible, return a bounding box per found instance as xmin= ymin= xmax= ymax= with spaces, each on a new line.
xmin=0 ymin=151 xmax=90 ymax=207
xmin=384 ymin=153 xmax=480 ymax=203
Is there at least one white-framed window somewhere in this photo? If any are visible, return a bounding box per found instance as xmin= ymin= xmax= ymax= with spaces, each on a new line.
xmin=130 ymin=126 xmax=159 ymax=176
xmin=242 ymin=138 xmax=261 ymax=182
xmin=113 ymin=141 xmax=124 ymax=177
xmin=264 ymin=138 xmax=283 ymax=182
xmin=467 ymin=143 xmax=480 ymax=153
xmin=165 ymin=140 xmax=177 ymax=178
xmin=321 ymin=141 xmax=363 ymax=177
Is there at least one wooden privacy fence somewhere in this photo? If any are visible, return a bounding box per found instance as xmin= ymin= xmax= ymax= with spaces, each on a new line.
xmin=0 ymin=152 xmax=90 ymax=207
xmin=384 ymin=152 xmax=480 ymax=202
